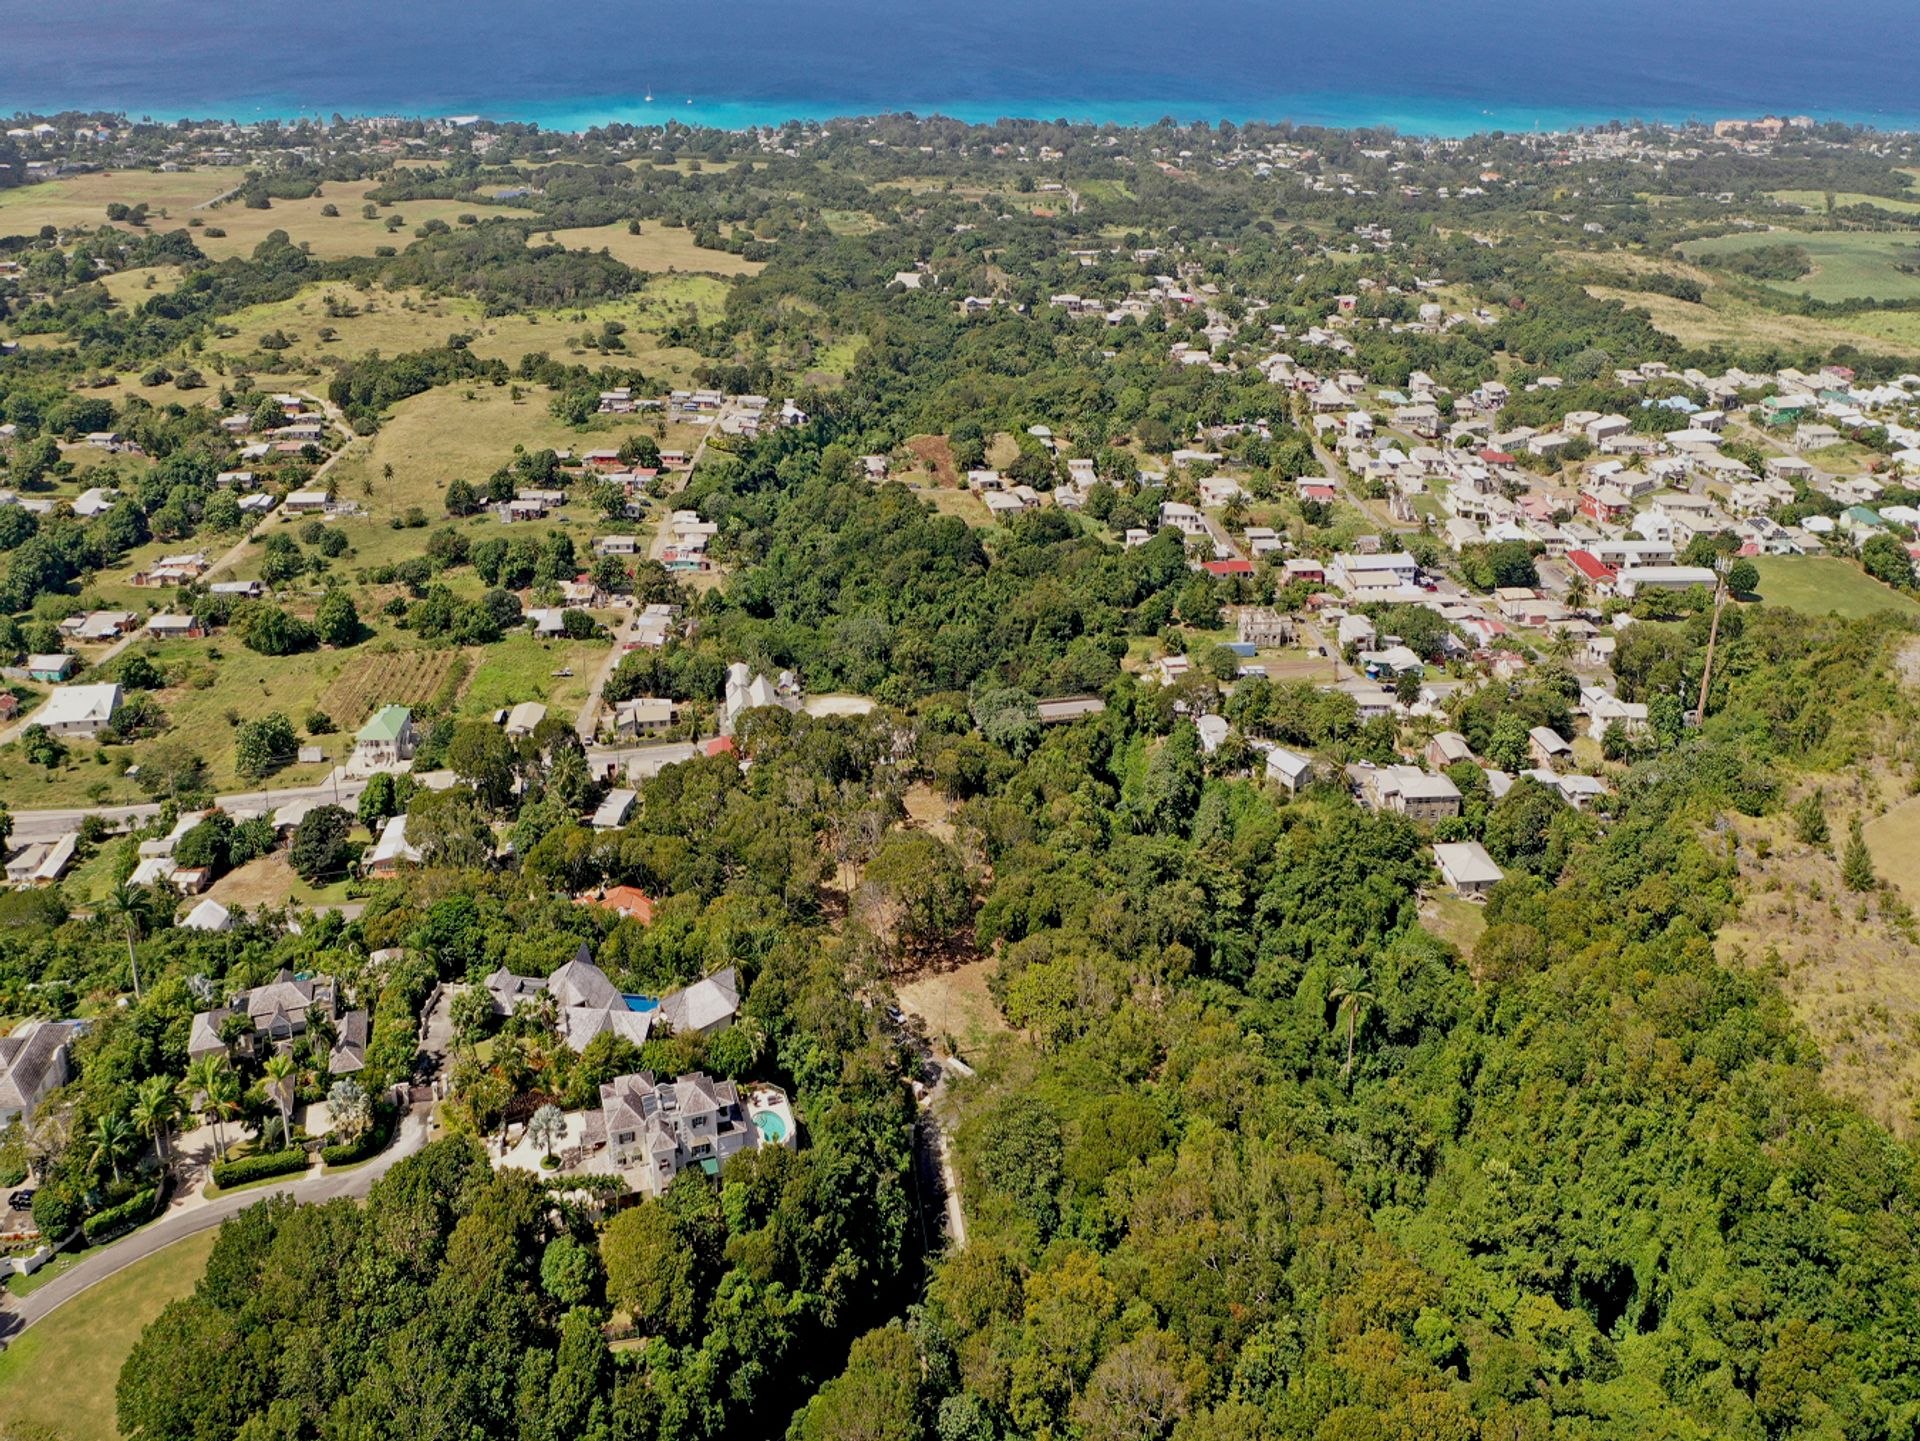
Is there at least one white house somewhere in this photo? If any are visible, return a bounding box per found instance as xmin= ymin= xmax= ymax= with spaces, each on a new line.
xmin=36 ymin=683 xmax=122 ymax=738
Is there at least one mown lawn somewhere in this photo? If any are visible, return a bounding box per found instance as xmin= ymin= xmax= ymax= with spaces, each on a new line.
xmin=0 ymin=1228 xmax=217 ymax=1441
xmin=1749 ymin=556 xmax=1920 ymax=620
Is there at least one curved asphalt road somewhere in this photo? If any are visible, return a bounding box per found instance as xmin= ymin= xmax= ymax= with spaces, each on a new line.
xmin=0 ymin=1107 xmax=433 ymax=1340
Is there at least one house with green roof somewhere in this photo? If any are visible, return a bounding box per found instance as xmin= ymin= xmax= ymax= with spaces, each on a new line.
xmin=351 ymin=704 xmax=416 ymax=772
xmin=1841 ymin=505 xmax=1887 ymax=537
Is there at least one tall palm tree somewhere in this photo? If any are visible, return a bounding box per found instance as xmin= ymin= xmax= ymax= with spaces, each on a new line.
xmin=262 ymin=1052 xmax=298 ymax=1149
xmin=89 ymin=1112 xmax=136 ymax=1185
xmin=187 ymin=1054 xmax=238 ymax=1162
xmin=207 ymin=1065 xmax=242 ymax=1162
xmin=1328 ymin=964 xmax=1376 ymax=1079
xmin=526 ymin=1103 xmax=566 ymax=1167
xmin=100 ymin=883 xmax=155 ymax=1001
xmin=130 ymin=1074 xmax=183 ymax=1170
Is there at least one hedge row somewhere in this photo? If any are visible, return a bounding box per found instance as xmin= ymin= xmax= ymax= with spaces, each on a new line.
xmin=210 ymin=1148 xmax=308 ymax=1189
xmin=321 ymin=1105 xmax=398 ymax=1168
xmin=82 ymin=1186 xmax=159 ymax=1244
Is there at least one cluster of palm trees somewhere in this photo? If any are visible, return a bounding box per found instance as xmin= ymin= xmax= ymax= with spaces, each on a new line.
xmin=82 ymin=1046 xmax=300 ymax=1195
xmin=183 ymin=1054 xmax=245 ymax=1162
xmin=86 ymin=1073 xmax=190 ymax=1189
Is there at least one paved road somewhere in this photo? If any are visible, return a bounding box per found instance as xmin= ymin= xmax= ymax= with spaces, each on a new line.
xmin=0 ymin=985 xmax=454 ymax=1339
xmin=10 ymin=802 xmax=162 ymax=845
xmin=8 ymin=742 xmax=700 ymax=846
xmin=0 ymin=1105 xmax=434 ymax=1340
xmin=1303 ymin=406 xmax=1421 ymax=536
xmin=579 ymin=407 xmax=726 ymax=741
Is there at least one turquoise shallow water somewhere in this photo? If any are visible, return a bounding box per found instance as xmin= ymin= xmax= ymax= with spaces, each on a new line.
xmin=5 ymin=0 xmax=1918 ymax=136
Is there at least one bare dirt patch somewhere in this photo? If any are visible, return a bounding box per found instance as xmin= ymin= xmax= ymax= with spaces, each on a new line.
xmin=906 ymin=434 xmax=958 ymax=487
xmin=895 ymin=957 xmax=1009 ymax=1057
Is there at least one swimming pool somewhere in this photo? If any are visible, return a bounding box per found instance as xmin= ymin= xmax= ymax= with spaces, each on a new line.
xmin=623 ymin=994 xmax=658 ymax=1012
xmin=753 ymin=1111 xmax=788 ymax=1144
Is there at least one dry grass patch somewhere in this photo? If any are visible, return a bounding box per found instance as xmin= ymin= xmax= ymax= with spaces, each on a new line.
xmin=896 ymin=957 xmax=1010 ymax=1058
xmin=0 ymin=169 xmax=221 ymax=237
xmin=192 ymin=183 xmax=483 ymax=262
xmin=1864 ymin=794 xmax=1920 ymax=910
xmin=528 ymin=223 xmax=764 ymax=276
xmin=1719 ymin=810 xmax=1920 ymax=1136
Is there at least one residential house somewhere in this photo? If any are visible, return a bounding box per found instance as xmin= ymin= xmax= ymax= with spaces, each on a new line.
xmin=352 ymin=705 xmax=416 ymax=770
xmin=1264 ymin=745 xmax=1313 ymax=794
xmin=611 ymin=697 xmax=676 ymax=737
xmin=1349 ymin=762 xmax=1461 ymax=822
xmin=486 ymin=944 xmax=660 ymax=1052
xmin=5 ymin=834 xmax=77 ymax=887
xmin=364 ymin=813 xmax=422 ymax=877
xmin=1236 ymin=607 xmax=1292 ymax=647
xmin=1613 ymin=565 xmax=1717 ymax=598
xmin=1425 ymin=731 xmax=1474 ymax=770
xmin=1035 ymin=696 xmax=1107 ymax=725
xmin=1528 ymin=726 xmax=1574 ymax=769
xmin=1433 ymin=841 xmax=1504 ymax=899
xmin=591 ymin=788 xmax=638 ymax=830
xmin=145 ymin=613 xmax=205 ymax=640
xmin=188 ymin=970 xmax=358 ymax=1067
xmin=501 ymin=700 xmax=547 ymax=737
xmin=37 ymin=682 xmax=121 ymax=737
xmin=597 ymin=1069 xmax=779 ymax=1194
xmin=62 ymin=610 xmax=138 ymax=643
xmin=180 ymin=898 xmax=232 ymax=932
xmin=0 ymin=1019 xmax=85 ymax=1123
xmin=25 ymin=653 xmax=76 ymax=682
xmin=655 ymin=968 xmax=742 ymax=1037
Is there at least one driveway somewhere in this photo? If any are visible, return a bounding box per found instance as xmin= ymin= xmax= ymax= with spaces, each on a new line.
xmin=0 ymin=1105 xmax=434 ymax=1341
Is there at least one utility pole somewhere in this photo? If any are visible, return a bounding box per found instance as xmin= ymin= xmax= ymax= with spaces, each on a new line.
xmin=1692 ymin=555 xmax=1731 ymax=728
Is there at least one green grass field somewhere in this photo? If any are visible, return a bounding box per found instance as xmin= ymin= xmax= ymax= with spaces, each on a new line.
xmin=453 ymin=632 xmax=607 ymax=723
xmin=1749 ymin=555 xmax=1920 ymax=620
xmin=1681 ymin=229 xmax=1920 ymax=302
xmin=0 ymin=1228 xmax=217 ymax=1441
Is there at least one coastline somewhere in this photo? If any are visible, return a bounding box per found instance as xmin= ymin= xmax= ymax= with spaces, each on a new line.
xmin=17 ymin=92 xmax=1920 ymax=141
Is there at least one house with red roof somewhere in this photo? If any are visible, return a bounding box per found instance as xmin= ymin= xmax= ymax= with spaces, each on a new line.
xmin=1565 ymin=549 xmax=1618 ymax=598
xmin=577 ymin=885 xmax=656 ymax=925
xmin=1201 ymin=558 xmax=1256 ymax=578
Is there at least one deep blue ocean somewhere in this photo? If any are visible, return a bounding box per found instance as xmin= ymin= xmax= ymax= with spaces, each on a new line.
xmin=4 ymin=0 xmax=1919 ymax=137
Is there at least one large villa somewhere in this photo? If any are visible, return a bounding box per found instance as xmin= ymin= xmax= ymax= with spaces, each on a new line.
xmin=596 ymin=1069 xmax=796 ymax=1195
xmin=483 ymin=945 xmax=741 ymax=1051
